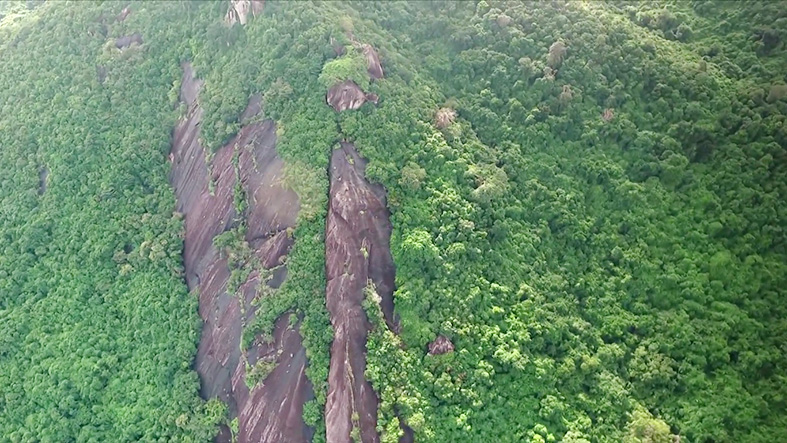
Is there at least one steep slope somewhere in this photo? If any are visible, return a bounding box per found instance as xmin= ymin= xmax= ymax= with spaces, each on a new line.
xmin=170 ymin=63 xmax=313 ymax=442
xmin=346 ymin=2 xmax=787 ymax=441
xmin=1 ymin=1 xmax=786 ymax=442
xmin=324 ymin=142 xmax=396 ymax=442
xmin=0 ymin=2 xmax=220 ymax=440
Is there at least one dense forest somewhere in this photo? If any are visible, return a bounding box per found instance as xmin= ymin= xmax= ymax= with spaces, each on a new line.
xmin=0 ymin=1 xmax=785 ymax=442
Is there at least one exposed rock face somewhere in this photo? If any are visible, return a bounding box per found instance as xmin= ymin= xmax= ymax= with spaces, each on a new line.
xmin=170 ymin=63 xmax=312 ymax=443
xmin=331 ymin=37 xmax=346 ymax=57
xmin=240 ymin=93 xmax=262 ymax=124
xmin=37 ymin=167 xmax=48 ymax=195
xmin=226 ymin=0 xmax=265 ymax=26
xmin=400 ymin=425 xmax=415 ymax=443
xmin=362 ymin=44 xmax=384 ymax=80
xmin=327 ymin=80 xmax=378 ymax=112
xmin=96 ymin=65 xmax=107 ymax=84
xmin=116 ymin=6 xmax=131 ymax=22
xmin=325 ymin=142 xmax=396 ymax=443
xmin=434 ymin=107 xmax=457 ymax=129
xmin=115 ymin=33 xmax=143 ymax=49
xmin=428 ymin=335 xmax=454 ymax=355
xmin=232 ymin=308 xmax=312 ymax=443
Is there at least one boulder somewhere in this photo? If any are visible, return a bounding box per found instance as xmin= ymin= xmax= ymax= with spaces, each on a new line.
xmin=115 ymin=33 xmax=143 ymax=49
xmin=116 ymin=6 xmax=131 ymax=22
xmin=226 ymin=0 xmax=264 ymax=26
xmin=428 ymin=335 xmax=454 ymax=355
xmin=326 ymin=80 xmax=369 ymax=112
xmin=240 ymin=93 xmax=262 ymax=123
xmin=362 ymin=44 xmax=384 ymax=79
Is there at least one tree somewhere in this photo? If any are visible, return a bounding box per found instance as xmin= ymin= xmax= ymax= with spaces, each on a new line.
xmin=624 ymin=408 xmax=675 ymax=443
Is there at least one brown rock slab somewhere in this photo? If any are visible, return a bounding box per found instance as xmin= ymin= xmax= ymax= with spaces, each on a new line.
xmin=428 ymin=335 xmax=454 ymax=355
xmin=240 ymin=93 xmax=263 ymax=123
xmin=327 ymin=80 xmax=370 ymax=112
xmin=324 ymin=142 xmax=396 ymax=443
xmin=233 ymin=315 xmax=314 ymax=443
xmin=169 ymin=63 xmax=311 ymax=443
xmin=362 ymin=44 xmax=384 ymax=80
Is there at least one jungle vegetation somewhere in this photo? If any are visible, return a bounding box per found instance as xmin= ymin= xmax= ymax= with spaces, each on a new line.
xmin=0 ymin=1 xmax=785 ymax=442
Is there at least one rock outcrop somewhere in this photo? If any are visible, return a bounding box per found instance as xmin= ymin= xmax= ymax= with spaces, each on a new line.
xmin=240 ymin=93 xmax=262 ymax=124
xmin=170 ymin=63 xmax=312 ymax=443
xmin=326 ymin=80 xmax=378 ymax=112
xmin=96 ymin=65 xmax=107 ymax=83
xmin=428 ymin=335 xmax=454 ymax=355
xmin=115 ymin=33 xmax=142 ymax=49
xmin=324 ymin=142 xmax=396 ymax=443
xmin=37 ymin=167 xmax=48 ymax=195
xmin=326 ymin=42 xmax=383 ymax=112
xmin=362 ymin=44 xmax=384 ymax=80
xmin=225 ymin=0 xmax=265 ymax=26
xmin=116 ymin=5 xmax=131 ymax=22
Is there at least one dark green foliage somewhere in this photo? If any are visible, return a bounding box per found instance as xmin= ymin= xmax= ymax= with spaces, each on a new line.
xmin=0 ymin=1 xmax=220 ymax=440
xmin=338 ymin=1 xmax=787 ymax=442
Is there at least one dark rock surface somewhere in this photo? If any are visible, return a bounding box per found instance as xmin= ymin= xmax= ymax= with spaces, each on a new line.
xmin=327 ymin=80 xmax=377 ymax=112
xmin=362 ymin=44 xmax=384 ymax=80
xmin=324 ymin=142 xmax=395 ymax=443
xmin=169 ymin=63 xmax=312 ymax=443
xmin=240 ymin=93 xmax=262 ymax=124
xmin=37 ymin=167 xmax=48 ymax=195
xmin=428 ymin=335 xmax=454 ymax=355
xmin=115 ymin=33 xmax=143 ymax=49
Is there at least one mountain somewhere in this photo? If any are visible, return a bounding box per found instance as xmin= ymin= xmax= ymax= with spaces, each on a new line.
xmin=0 ymin=1 xmax=785 ymax=442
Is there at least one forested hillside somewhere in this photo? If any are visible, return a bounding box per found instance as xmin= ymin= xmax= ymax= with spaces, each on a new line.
xmin=0 ymin=1 xmax=785 ymax=442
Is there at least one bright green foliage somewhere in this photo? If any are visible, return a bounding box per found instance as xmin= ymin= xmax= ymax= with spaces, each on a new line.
xmin=339 ymin=1 xmax=787 ymax=442
xmin=624 ymin=408 xmax=675 ymax=443
xmin=0 ymin=1 xmax=220 ymax=440
xmin=318 ymin=49 xmax=370 ymax=89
